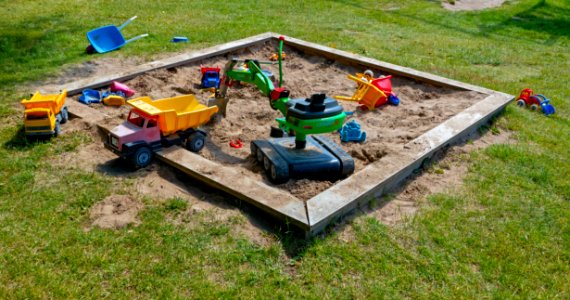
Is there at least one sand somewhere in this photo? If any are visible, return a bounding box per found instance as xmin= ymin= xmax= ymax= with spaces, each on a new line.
xmin=89 ymin=195 xmax=142 ymax=230
xmin=35 ymin=40 xmax=512 ymax=243
xmin=72 ymin=41 xmax=485 ymax=200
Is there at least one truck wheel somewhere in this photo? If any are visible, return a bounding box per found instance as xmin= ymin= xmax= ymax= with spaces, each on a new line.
xmin=54 ymin=122 xmax=61 ymax=137
xmin=530 ymin=104 xmax=538 ymax=111
xmin=132 ymin=147 xmax=152 ymax=168
xmin=186 ymin=132 xmax=205 ymax=152
xmin=61 ymin=107 xmax=69 ymax=124
xmin=516 ymin=99 xmax=526 ymax=107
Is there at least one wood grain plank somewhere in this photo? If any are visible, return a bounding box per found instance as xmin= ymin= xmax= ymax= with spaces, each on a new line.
xmin=156 ymin=147 xmax=309 ymax=229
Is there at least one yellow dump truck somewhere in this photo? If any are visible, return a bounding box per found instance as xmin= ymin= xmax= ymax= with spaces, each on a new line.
xmin=104 ymin=94 xmax=218 ymax=168
xmin=21 ymin=90 xmax=69 ymax=137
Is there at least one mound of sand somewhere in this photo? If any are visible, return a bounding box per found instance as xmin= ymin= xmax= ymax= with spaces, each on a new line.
xmin=89 ymin=195 xmax=142 ymax=229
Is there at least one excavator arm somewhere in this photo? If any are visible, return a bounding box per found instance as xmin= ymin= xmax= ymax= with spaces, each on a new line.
xmin=208 ymin=58 xmax=278 ymax=117
xmin=207 ymin=37 xmax=287 ymax=117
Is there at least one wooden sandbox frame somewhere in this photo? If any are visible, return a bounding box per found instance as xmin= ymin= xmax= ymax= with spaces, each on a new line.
xmin=56 ymin=32 xmax=513 ymax=236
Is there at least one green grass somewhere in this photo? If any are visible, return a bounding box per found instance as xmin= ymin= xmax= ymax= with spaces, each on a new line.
xmin=1 ymin=0 xmax=569 ymax=298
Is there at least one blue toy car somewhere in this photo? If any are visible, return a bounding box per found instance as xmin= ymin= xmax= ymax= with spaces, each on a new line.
xmin=200 ymin=67 xmax=221 ymax=89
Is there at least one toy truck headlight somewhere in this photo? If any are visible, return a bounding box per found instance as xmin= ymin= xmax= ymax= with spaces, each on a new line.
xmin=111 ymin=136 xmax=118 ymax=147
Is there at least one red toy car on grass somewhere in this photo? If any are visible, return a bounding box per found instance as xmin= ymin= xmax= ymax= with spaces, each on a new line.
xmin=516 ymin=88 xmax=555 ymax=116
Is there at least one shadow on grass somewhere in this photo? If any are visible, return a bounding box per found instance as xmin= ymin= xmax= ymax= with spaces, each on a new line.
xmin=2 ymin=125 xmax=51 ymax=151
xmin=385 ymin=0 xmax=570 ymax=46
xmin=212 ymin=120 xmax=506 ymax=259
xmin=90 ymin=154 xmax=313 ymax=257
xmin=308 ymin=113 xmax=509 ymax=247
xmin=84 ymin=112 xmax=508 ymax=260
xmin=478 ymin=0 xmax=570 ymax=45
xmin=0 ymin=14 xmax=88 ymax=86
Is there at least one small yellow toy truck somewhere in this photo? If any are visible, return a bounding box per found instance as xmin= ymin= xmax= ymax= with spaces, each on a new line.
xmin=104 ymin=94 xmax=218 ymax=168
xmin=21 ymin=90 xmax=69 ymax=137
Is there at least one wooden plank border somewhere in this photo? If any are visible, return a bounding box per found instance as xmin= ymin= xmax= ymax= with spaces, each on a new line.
xmin=57 ymin=33 xmax=513 ymax=236
xmin=306 ymin=93 xmax=511 ymax=234
xmin=156 ymin=147 xmax=309 ymax=230
xmin=280 ymin=34 xmax=498 ymax=95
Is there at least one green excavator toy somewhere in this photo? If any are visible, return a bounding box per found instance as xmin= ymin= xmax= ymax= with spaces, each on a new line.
xmin=209 ymin=36 xmax=354 ymax=183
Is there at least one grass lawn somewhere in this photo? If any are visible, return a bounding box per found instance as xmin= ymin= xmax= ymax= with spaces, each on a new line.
xmin=0 ymin=0 xmax=568 ymax=298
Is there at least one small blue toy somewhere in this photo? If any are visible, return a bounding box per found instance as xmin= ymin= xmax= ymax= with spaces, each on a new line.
xmin=80 ymin=89 xmax=130 ymax=105
xmin=388 ymin=94 xmax=400 ymax=106
xmin=539 ymin=96 xmax=556 ymax=116
xmin=539 ymin=95 xmax=556 ymax=116
xmin=338 ymin=120 xmax=366 ymax=143
xmin=78 ymin=89 xmax=101 ymax=104
xmin=102 ymin=90 xmax=127 ymax=99
xmin=200 ymin=66 xmax=221 ymax=89
xmin=171 ymin=36 xmax=189 ymax=43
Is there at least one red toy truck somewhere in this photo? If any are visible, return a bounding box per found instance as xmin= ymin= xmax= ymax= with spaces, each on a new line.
xmin=104 ymin=94 xmax=218 ymax=168
xmin=516 ymin=88 xmax=555 ymax=116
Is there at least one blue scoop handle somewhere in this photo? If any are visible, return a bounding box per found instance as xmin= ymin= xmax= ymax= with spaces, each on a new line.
xmin=118 ymin=16 xmax=137 ymax=31
xmin=125 ymin=33 xmax=148 ymax=44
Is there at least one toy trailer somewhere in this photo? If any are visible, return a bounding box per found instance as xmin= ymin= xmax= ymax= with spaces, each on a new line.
xmin=104 ymin=94 xmax=218 ymax=168
xmin=21 ymin=90 xmax=69 ymax=137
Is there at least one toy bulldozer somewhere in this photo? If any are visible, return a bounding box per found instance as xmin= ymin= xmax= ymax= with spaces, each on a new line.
xmin=335 ymin=70 xmax=400 ymax=110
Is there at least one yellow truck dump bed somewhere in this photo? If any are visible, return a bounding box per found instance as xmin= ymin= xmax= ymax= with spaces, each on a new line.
xmin=21 ymin=90 xmax=67 ymax=113
xmin=127 ymin=94 xmax=218 ymax=136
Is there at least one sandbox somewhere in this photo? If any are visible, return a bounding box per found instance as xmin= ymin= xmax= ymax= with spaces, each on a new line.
xmin=55 ymin=33 xmax=513 ymax=236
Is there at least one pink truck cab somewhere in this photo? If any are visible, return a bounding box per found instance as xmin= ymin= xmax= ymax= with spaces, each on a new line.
xmin=104 ymin=95 xmax=218 ymax=168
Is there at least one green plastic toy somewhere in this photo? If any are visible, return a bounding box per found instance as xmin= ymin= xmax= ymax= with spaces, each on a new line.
xmin=211 ymin=37 xmax=347 ymax=149
xmin=208 ymin=36 xmax=354 ymax=183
